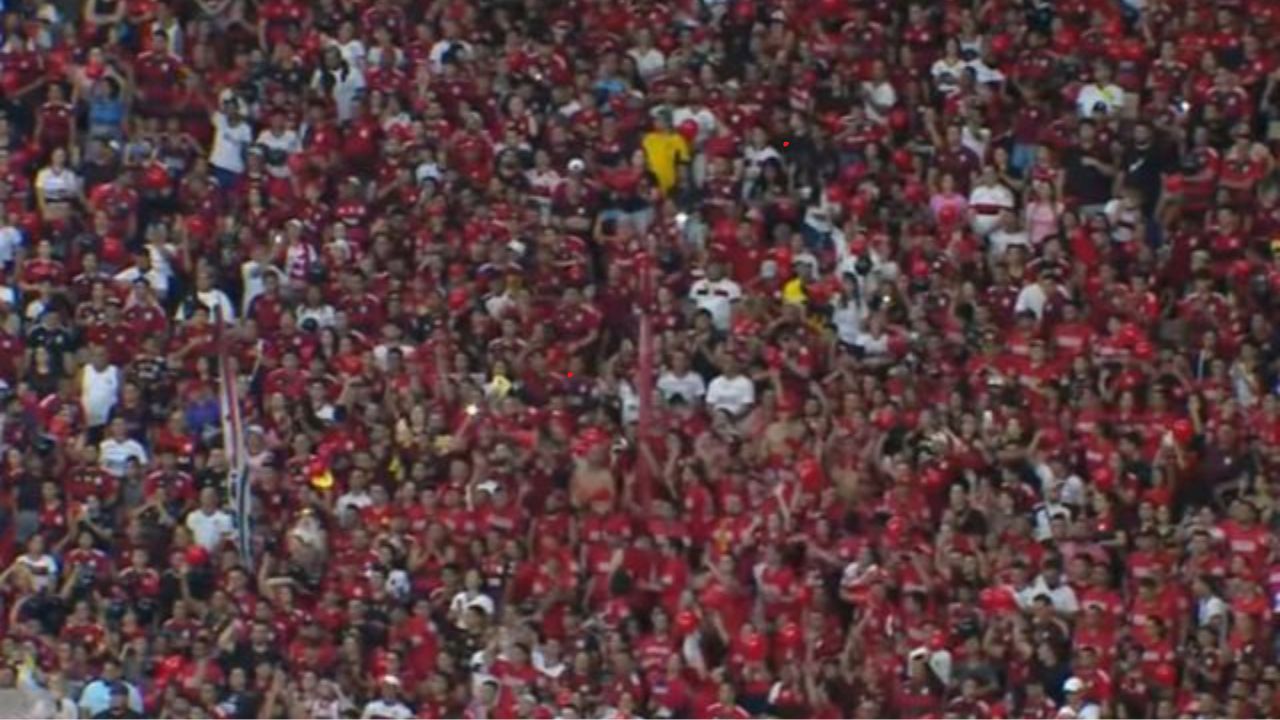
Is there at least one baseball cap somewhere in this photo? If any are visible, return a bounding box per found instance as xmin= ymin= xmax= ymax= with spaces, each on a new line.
xmin=1064 ymin=677 xmax=1084 ymax=693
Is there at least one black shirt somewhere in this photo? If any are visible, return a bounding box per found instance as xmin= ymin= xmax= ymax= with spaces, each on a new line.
xmin=223 ymin=640 xmax=282 ymax=674
xmin=25 ymin=325 xmax=75 ymax=375
xmin=1063 ymin=142 xmax=1113 ymax=206
xmin=1121 ymin=141 xmax=1172 ymax=213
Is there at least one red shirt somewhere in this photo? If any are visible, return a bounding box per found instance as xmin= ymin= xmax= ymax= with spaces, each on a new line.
xmin=706 ymin=702 xmax=750 ymax=720
xmin=36 ymin=101 xmax=74 ymax=148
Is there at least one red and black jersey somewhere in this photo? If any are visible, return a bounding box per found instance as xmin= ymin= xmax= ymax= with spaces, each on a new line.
xmin=36 ymin=101 xmax=74 ymax=148
xmin=133 ymin=50 xmax=182 ymax=106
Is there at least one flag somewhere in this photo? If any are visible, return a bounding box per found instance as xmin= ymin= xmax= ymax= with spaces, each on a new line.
xmin=214 ymin=307 xmax=252 ymax=570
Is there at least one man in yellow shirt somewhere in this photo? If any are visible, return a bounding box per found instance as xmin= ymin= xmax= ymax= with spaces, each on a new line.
xmin=642 ymin=111 xmax=690 ymax=194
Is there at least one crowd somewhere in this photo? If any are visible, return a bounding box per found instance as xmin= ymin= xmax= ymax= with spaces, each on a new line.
xmin=0 ymin=0 xmax=1279 ymax=717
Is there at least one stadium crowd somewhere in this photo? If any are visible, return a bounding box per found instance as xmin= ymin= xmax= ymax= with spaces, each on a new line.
xmin=0 ymin=0 xmax=1279 ymax=717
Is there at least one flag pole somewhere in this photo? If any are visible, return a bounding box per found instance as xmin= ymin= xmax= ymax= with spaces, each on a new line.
xmin=214 ymin=305 xmax=253 ymax=570
xmin=635 ymin=241 xmax=656 ymax=514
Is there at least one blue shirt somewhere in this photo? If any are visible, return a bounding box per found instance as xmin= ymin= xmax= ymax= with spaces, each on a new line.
xmin=78 ymin=679 xmax=142 ymax=718
xmin=87 ymin=99 xmax=126 ymax=139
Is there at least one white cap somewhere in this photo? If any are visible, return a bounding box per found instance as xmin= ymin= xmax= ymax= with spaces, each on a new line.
xmin=567 ymin=158 xmax=585 ymax=173
xmin=908 ymin=647 xmax=929 ymax=662
xmin=793 ymin=251 xmax=819 ymax=269
xmin=1064 ymin=677 xmax=1084 ymax=693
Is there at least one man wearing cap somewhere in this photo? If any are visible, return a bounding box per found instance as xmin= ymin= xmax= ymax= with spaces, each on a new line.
xmin=895 ymin=646 xmax=943 ymax=717
xmin=361 ymin=676 xmax=413 ymax=719
xmin=78 ymin=658 xmax=142 ymax=718
xmin=1058 ymin=677 xmax=1101 ymax=719
xmin=91 ymin=684 xmax=142 ymax=719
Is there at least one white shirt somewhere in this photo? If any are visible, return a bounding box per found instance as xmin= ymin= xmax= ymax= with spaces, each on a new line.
xmin=339 ymin=39 xmax=368 ymax=70
xmin=965 ymin=58 xmax=1006 ymax=85
xmin=860 ymin=80 xmax=897 ymax=120
xmin=1014 ymin=282 xmax=1049 ymax=319
xmin=1020 ymin=575 xmax=1080 ymax=615
xmin=297 ymin=303 xmax=336 ymax=329
xmin=1076 ymin=83 xmax=1125 ymax=118
xmin=1196 ymin=594 xmax=1227 ymax=626
xmin=450 ymin=590 xmax=496 ymax=618
xmin=35 ymin=167 xmax=81 ymax=203
xmin=80 ymin=363 xmax=120 ymax=427
xmin=988 ymin=227 xmax=1031 ymax=259
xmin=930 ymin=58 xmax=966 ymax=95
xmin=1103 ymin=199 xmax=1141 ymax=243
xmin=147 ymin=243 xmax=177 ymax=287
xmin=853 ymin=329 xmax=891 ymax=356
xmin=742 ymin=144 xmax=782 ymax=172
xmin=628 ymin=47 xmax=666 ymax=79
xmin=672 ymin=106 xmax=718 ymax=143
xmin=832 ymin=297 xmax=867 ymax=346
xmin=688 ymin=277 xmax=741 ymax=331
xmin=99 ymin=437 xmax=149 ymax=477
xmin=362 ymin=700 xmax=413 ymax=720
xmin=16 ymin=553 xmax=57 ymax=592
xmin=1057 ymin=702 xmax=1101 ymax=720
xmin=657 ymin=370 xmax=706 ymax=403
xmin=618 ymin=380 xmax=640 ymax=425
xmin=177 ymin=289 xmax=236 ymax=323
xmin=969 ymin=183 xmax=1015 ymax=216
xmin=705 ymin=373 xmax=755 ymax=415
xmin=256 ymin=128 xmax=301 ymax=178
xmin=312 ymin=66 xmax=366 ymax=122
xmin=210 ymin=112 xmax=253 ymax=173
xmin=114 ymin=265 xmax=169 ymax=299
xmin=427 ymin=39 xmax=471 ymax=73
xmin=186 ymin=508 xmax=234 ymax=551
xmin=336 ymin=490 xmax=372 ymax=518
xmin=961 ymin=124 xmax=991 ymax=161
xmin=31 ymin=694 xmax=78 ymax=719
xmin=969 ymin=183 xmax=1013 ymax=238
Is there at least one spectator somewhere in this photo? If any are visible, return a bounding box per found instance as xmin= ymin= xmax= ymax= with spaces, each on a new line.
xmin=34 ymin=147 xmax=82 ymax=223
xmin=1076 ymin=61 xmax=1126 ymax=119
xmin=207 ymin=97 xmax=252 ymax=189
xmin=642 ymin=110 xmax=690 ymax=196
xmin=969 ymin=165 xmax=1016 ymax=237
xmin=657 ymin=350 xmax=706 ymax=405
xmin=78 ymin=344 xmax=119 ymax=432
xmin=184 ymin=487 xmax=233 ymax=552
xmin=705 ymin=354 xmax=755 ymax=417
xmin=78 ymin=659 xmax=141 ymax=719
xmin=0 ymin=1 xmax=1278 ymax=718
xmin=91 ymin=684 xmax=143 ymax=719
xmin=97 ymin=417 xmax=148 ymax=478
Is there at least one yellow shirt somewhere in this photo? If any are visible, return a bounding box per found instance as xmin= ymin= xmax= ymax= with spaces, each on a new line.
xmin=782 ymin=278 xmax=807 ymax=305
xmin=642 ymin=130 xmax=690 ymax=193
